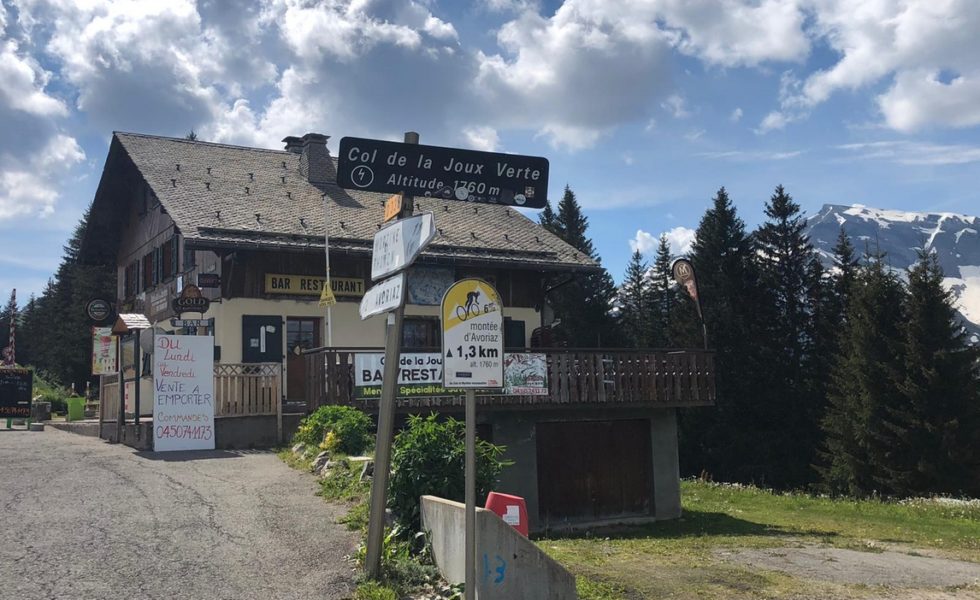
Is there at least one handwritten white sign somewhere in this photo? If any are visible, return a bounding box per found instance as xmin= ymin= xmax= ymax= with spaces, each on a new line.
xmin=153 ymin=334 xmax=215 ymax=451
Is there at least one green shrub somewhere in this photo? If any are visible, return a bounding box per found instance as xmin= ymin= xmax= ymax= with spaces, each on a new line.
xmin=389 ymin=413 xmax=510 ymax=534
xmin=354 ymin=581 xmax=397 ymax=600
xmin=292 ymin=406 xmax=374 ymax=455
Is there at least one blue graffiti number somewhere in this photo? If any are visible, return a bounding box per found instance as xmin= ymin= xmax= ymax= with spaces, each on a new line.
xmin=482 ymin=553 xmax=507 ymax=584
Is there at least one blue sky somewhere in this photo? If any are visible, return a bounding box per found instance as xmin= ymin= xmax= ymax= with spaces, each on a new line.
xmin=2 ymin=0 xmax=980 ymax=303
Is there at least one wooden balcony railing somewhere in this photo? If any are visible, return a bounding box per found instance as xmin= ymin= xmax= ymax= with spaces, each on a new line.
xmin=304 ymin=348 xmax=714 ymax=412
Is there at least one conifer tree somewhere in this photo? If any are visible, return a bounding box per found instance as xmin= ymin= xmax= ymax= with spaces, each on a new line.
xmin=538 ymin=200 xmax=557 ymax=235
xmin=677 ymin=187 xmax=770 ymax=483
xmin=619 ymin=249 xmax=651 ymax=348
xmin=882 ymin=251 xmax=980 ymax=496
xmin=753 ymin=185 xmax=825 ymax=487
xmin=648 ymin=234 xmax=673 ymax=347
xmin=544 ymin=186 xmax=622 ymax=347
xmin=818 ymin=252 xmax=907 ymax=497
xmin=0 ymin=290 xmax=16 ymax=362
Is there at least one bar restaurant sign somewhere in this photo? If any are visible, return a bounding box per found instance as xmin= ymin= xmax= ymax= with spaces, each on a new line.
xmin=265 ymin=274 xmax=365 ymax=298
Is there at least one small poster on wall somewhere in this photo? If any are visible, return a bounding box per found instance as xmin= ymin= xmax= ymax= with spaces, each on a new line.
xmin=153 ymin=334 xmax=215 ymax=452
xmin=91 ymin=326 xmax=117 ymax=375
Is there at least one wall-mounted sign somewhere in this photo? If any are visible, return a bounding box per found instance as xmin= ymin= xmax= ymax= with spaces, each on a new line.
xmin=337 ymin=137 xmax=550 ymax=209
xmin=172 ymin=284 xmax=210 ymax=315
xmin=170 ymin=318 xmax=213 ymax=329
xmin=441 ymin=279 xmax=504 ymax=388
xmin=85 ymin=297 xmax=114 ymax=325
xmin=371 ymin=212 xmax=436 ymax=281
xmin=91 ymin=326 xmax=118 ymax=375
xmin=0 ymin=368 xmax=33 ymax=418
xmin=197 ymin=273 xmax=220 ymax=288
xmin=264 ymin=274 xmax=364 ymax=297
xmin=353 ymin=352 xmax=546 ymax=399
xmin=359 ymin=272 xmax=405 ymax=320
xmin=153 ymin=334 xmax=215 ymax=452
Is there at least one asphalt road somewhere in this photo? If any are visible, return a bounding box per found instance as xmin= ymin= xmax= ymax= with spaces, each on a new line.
xmin=0 ymin=427 xmax=357 ymax=600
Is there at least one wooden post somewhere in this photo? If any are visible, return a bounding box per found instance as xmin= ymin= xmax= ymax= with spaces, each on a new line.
xmin=117 ymin=334 xmax=124 ymax=442
xmin=365 ymin=131 xmax=418 ymax=580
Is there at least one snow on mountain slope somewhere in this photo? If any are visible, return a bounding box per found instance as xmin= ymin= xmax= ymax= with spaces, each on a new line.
xmin=806 ymin=204 xmax=980 ymax=342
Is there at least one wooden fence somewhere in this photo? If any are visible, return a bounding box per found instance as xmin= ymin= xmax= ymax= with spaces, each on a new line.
xmin=99 ymin=363 xmax=281 ymax=419
xmin=305 ymin=348 xmax=714 ymax=412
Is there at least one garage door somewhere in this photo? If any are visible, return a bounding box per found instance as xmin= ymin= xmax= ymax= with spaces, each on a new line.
xmin=536 ymin=419 xmax=653 ymax=524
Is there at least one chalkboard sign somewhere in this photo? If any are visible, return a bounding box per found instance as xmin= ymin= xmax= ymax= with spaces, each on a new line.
xmin=0 ymin=368 xmax=33 ymax=418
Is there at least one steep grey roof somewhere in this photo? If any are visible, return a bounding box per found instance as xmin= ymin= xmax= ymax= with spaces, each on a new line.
xmin=113 ymin=132 xmax=596 ymax=271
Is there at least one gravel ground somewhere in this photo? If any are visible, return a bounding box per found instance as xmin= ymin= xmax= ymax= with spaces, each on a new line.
xmin=0 ymin=428 xmax=357 ymax=600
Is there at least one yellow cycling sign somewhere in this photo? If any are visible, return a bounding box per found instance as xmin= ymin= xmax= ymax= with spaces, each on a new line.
xmin=441 ymin=279 xmax=504 ymax=388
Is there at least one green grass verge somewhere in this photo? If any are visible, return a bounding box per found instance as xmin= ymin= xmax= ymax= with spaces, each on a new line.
xmin=541 ymin=480 xmax=980 ymax=600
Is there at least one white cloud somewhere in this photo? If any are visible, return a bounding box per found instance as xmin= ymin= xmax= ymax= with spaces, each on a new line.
xmin=772 ymin=0 xmax=980 ymax=132
xmin=630 ymin=229 xmax=658 ymax=255
xmin=630 ymin=226 xmax=696 ymax=257
xmin=661 ymin=94 xmax=689 ymax=118
xmin=622 ymin=152 xmax=635 ymax=166
xmin=878 ymin=69 xmax=980 ymax=132
xmin=657 ymin=0 xmax=809 ymax=67
xmin=838 ymin=141 xmax=980 ymax=166
xmin=698 ymin=149 xmax=803 ymax=161
xmin=684 ymin=128 xmax=706 ymax=141
xmin=0 ymin=135 xmax=85 ymax=219
xmin=0 ymin=40 xmax=66 ymax=117
xmin=664 ymin=226 xmax=696 ymax=256
xmin=462 ymin=126 xmax=499 ymax=151
xmin=730 ymin=107 xmax=743 ymax=122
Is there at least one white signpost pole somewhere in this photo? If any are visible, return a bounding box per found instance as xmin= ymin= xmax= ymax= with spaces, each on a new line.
xmin=440 ymin=278 xmax=504 ymax=600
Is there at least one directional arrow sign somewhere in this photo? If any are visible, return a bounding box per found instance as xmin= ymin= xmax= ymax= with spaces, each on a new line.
xmin=359 ymin=272 xmax=406 ymax=320
xmin=371 ymin=212 xmax=436 ymax=281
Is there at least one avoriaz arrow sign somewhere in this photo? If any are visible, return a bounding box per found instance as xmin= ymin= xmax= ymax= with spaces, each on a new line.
xmin=371 ymin=212 xmax=436 ymax=281
xmin=359 ymin=272 xmax=406 ymax=320
xmin=337 ymin=136 xmax=549 ymax=208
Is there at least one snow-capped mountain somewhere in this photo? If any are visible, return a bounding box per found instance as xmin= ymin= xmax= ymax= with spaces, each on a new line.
xmin=806 ymin=204 xmax=980 ymax=341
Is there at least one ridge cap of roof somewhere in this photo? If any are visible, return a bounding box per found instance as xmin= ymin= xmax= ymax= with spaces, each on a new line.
xmin=113 ymin=131 xmax=292 ymax=156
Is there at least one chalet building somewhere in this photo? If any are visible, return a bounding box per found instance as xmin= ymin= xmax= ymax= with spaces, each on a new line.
xmin=83 ymin=131 xmax=714 ymax=531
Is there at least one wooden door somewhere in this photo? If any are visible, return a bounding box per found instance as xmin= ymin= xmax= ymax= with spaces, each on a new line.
xmin=536 ymin=419 xmax=653 ymax=524
xmin=286 ymin=318 xmax=320 ymax=402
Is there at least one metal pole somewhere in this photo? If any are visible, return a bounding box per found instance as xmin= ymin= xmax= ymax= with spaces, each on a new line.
xmin=366 ymin=130 xmax=418 ymax=580
xmin=117 ymin=335 xmax=124 ymax=441
xmin=133 ymin=330 xmax=141 ymax=431
xmin=465 ymin=389 xmax=476 ymax=599
xmin=324 ymin=193 xmax=333 ymax=347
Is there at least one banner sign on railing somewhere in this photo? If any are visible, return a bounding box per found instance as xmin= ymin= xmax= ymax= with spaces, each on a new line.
xmin=354 ymin=352 xmax=546 ymax=399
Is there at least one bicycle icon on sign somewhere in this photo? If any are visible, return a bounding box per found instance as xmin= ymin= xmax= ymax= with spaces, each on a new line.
xmin=456 ymin=290 xmax=481 ymax=322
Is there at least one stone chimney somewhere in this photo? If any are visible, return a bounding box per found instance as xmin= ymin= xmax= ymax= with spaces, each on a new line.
xmin=298 ymin=133 xmax=334 ymax=184
xmin=282 ymin=136 xmax=303 ymax=154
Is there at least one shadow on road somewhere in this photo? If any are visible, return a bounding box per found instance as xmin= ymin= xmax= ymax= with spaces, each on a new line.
xmin=539 ymin=509 xmax=838 ymax=541
xmin=133 ymin=449 xmax=269 ymax=461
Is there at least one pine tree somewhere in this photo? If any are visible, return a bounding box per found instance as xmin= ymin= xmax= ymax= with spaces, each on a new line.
xmin=0 ymin=290 xmax=16 ymax=362
xmin=544 ymin=186 xmax=622 ymax=347
xmin=619 ymin=249 xmax=650 ymax=348
xmin=16 ymin=294 xmax=39 ymax=368
xmin=539 ymin=200 xmax=557 ymax=235
xmin=829 ymin=227 xmax=859 ymax=328
xmin=677 ymin=187 xmax=770 ymax=483
xmin=818 ymin=252 xmax=907 ymax=497
xmin=882 ymin=251 xmax=980 ymax=496
xmin=648 ymin=234 xmax=673 ymax=347
xmin=753 ymin=185 xmax=824 ymax=487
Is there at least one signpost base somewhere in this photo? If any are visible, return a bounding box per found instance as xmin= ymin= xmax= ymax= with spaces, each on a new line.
xmin=465 ymin=389 xmax=476 ymax=599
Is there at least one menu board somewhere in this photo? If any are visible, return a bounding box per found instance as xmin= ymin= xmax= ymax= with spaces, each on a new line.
xmin=153 ymin=335 xmax=214 ymax=451
xmin=0 ymin=368 xmax=33 ymax=418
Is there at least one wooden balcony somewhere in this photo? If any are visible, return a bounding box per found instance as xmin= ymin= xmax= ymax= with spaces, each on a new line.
xmin=303 ymin=348 xmax=715 ymax=412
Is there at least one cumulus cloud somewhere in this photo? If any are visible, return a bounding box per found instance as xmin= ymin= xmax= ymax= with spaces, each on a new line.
xmin=767 ymin=0 xmax=980 ymax=132
xmin=730 ymin=107 xmax=743 ymax=122
xmin=462 ymin=126 xmax=500 ymax=151
xmin=0 ymin=135 xmax=84 ymax=219
xmin=630 ymin=226 xmax=696 ymax=257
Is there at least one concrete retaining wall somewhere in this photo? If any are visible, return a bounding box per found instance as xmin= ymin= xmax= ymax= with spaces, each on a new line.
xmin=421 ymin=496 xmax=577 ymax=600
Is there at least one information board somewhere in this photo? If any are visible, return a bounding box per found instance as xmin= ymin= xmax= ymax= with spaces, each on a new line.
xmin=153 ymin=335 xmax=215 ymax=451
xmin=441 ymin=279 xmax=504 ymax=388
xmin=0 ymin=368 xmax=33 ymax=418
xmin=91 ymin=326 xmax=118 ymax=375
xmin=337 ymin=137 xmax=549 ymax=208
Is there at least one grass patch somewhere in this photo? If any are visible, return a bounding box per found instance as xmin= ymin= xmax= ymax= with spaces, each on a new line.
xmin=540 ymin=480 xmax=980 ymax=599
